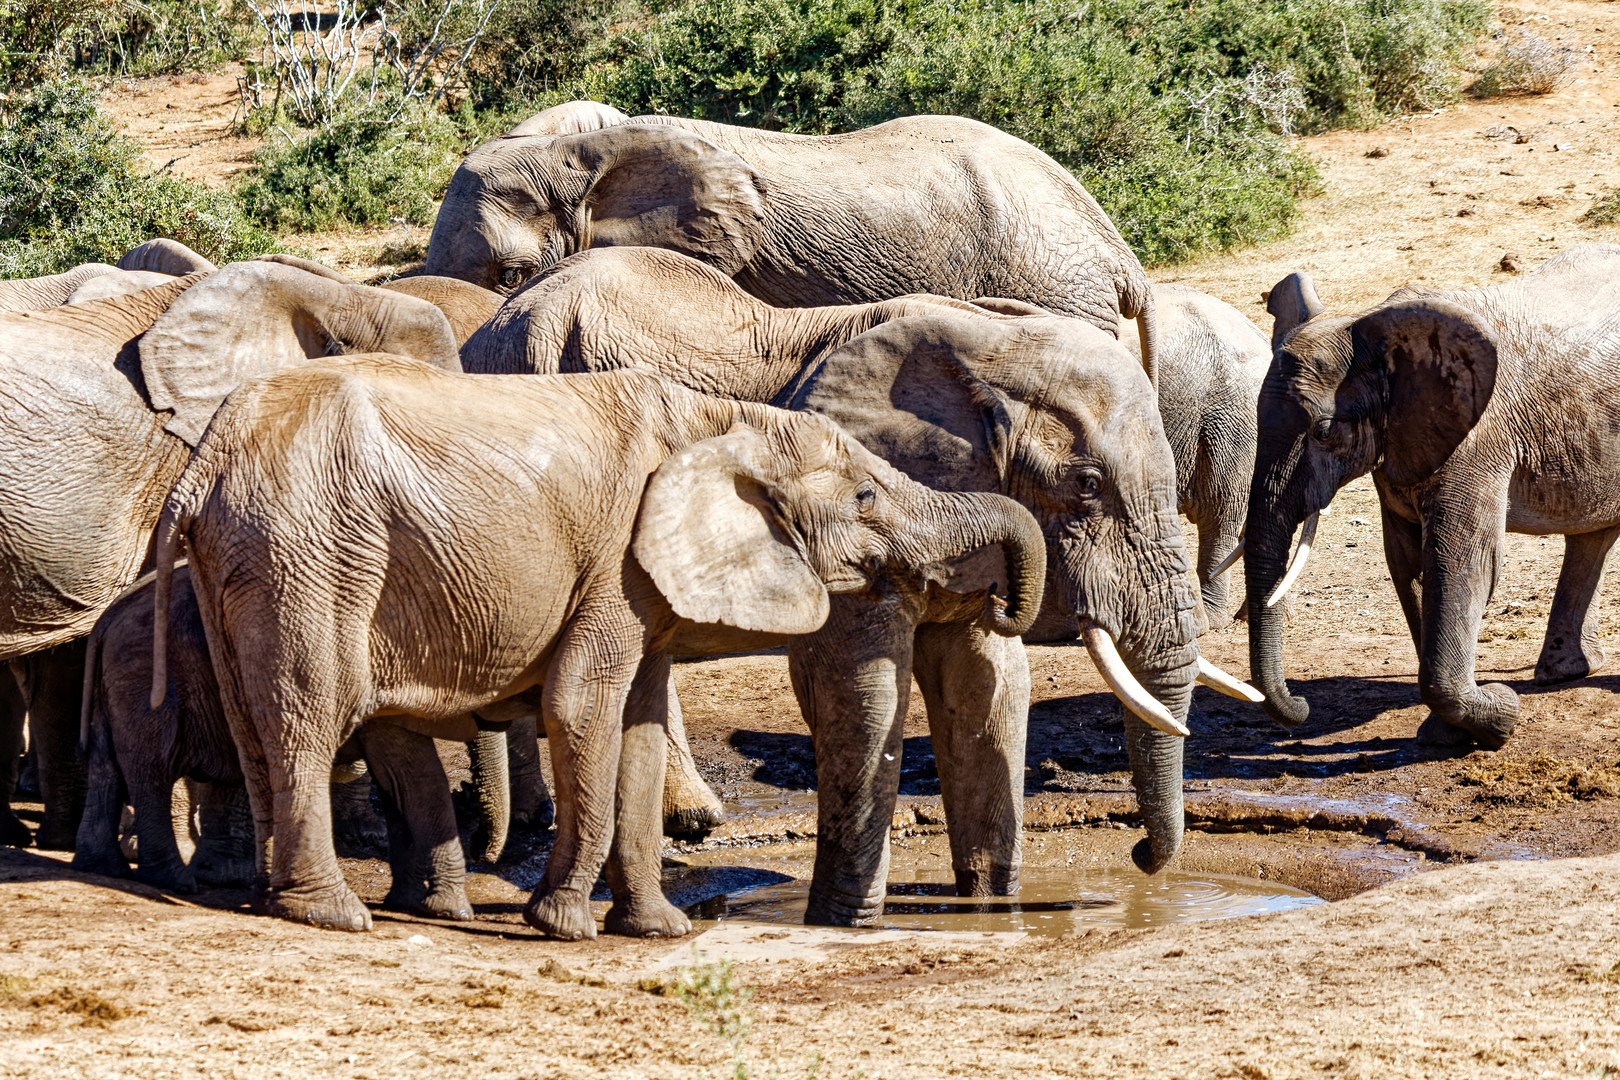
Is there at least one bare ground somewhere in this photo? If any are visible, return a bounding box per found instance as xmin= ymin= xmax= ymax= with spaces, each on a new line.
xmin=8 ymin=2 xmax=1616 ymax=1075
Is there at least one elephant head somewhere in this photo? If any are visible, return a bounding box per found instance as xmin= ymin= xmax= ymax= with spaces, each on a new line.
xmin=139 ymin=261 xmax=462 ymax=444
xmin=424 ymin=120 xmax=767 ymax=295
xmin=636 ymin=412 xmax=1047 ymax=640
xmin=792 ymin=315 xmax=1209 ymax=873
xmin=1245 ymin=273 xmax=1499 ymax=724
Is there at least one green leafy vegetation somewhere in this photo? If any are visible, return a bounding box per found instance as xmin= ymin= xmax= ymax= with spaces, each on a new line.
xmin=0 ymin=78 xmax=277 ymax=276
xmin=1584 ymin=188 xmax=1620 ymax=228
xmin=0 ymin=0 xmax=247 ymax=85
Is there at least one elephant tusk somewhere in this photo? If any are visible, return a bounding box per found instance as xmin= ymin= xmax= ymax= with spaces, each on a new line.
xmin=1196 ymin=657 xmax=1265 ymax=703
xmin=1080 ymin=620 xmax=1190 ymax=738
xmin=1265 ymin=511 xmax=1318 ymax=608
xmin=1208 ymin=532 xmax=1245 ymax=579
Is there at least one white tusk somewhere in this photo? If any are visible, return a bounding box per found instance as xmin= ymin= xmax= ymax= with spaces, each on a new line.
xmin=1196 ymin=657 xmax=1265 ymax=703
xmin=1080 ymin=620 xmax=1190 ymax=738
xmin=1265 ymin=511 xmax=1318 ymax=608
xmin=1208 ymin=533 xmax=1245 ymax=579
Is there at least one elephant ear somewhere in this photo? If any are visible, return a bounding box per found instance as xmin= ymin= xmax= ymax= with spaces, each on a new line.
xmin=1266 ymin=271 xmax=1325 ymax=351
xmin=558 ymin=124 xmax=767 ymax=276
xmin=506 ymin=100 xmax=630 ymax=137
xmin=787 ymin=315 xmax=1015 ymax=492
xmin=67 ymin=270 xmax=174 ymax=305
xmin=140 ymin=261 xmax=460 ymax=445
xmin=633 ymin=425 xmax=829 ymax=635
xmin=118 ymin=238 xmax=216 ymax=276
xmin=1354 ymin=298 xmax=1498 ymax=487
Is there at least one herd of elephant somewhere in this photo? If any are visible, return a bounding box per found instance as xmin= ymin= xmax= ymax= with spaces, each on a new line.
xmin=3 ymin=99 xmax=1618 ymax=941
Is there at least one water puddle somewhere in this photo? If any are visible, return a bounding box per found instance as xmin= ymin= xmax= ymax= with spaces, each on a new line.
xmin=690 ymin=866 xmax=1323 ymax=936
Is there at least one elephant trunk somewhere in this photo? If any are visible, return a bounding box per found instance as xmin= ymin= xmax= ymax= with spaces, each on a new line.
xmin=467 ymin=729 xmax=510 ymax=863
xmin=1245 ymin=515 xmax=1310 ymax=726
xmin=914 ymin=491 xmax=1047 ymax=636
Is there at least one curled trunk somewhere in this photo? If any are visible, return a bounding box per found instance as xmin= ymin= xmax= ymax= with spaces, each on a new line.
xmin=914 ymin=491 xmax=1047 ymax=636
xmin=1245 ymin=519 xmax=1310 ymax=725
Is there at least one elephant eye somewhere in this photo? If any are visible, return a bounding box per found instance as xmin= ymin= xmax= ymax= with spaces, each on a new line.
xmin=855 ymin=483 xmax=876 ymax=513
xmin=1075 ymin=470 xmax=1102 ymax=498
xmin=1311 ymin=417 xmax=1333 ymax=441
xmin=498 ymin=266 xmax=526 ymax=291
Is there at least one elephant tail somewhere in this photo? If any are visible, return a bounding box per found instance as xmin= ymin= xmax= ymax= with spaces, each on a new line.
xmin=1132 ymin=284 xmax=1159 ymax=393
xmin=149 ymin=455 xmax=215 ymax=710
xmin=78 ymin=624 xmax=101 ymax=759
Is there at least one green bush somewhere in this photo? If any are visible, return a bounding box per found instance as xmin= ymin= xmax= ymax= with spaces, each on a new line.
xmin=0 ymin=78 xmax=277 ymax=275
xmin=0 ymin=0 xmax=248 ymax=85
xmin=1585 ymin=189 xmax=1620 ymax=229
xmin=581 ymin=0 xmax=1487 ymax=262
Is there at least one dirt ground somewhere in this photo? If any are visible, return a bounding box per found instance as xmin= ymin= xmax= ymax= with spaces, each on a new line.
xmin=6 ymin=2 xmax=1616 ymax=1075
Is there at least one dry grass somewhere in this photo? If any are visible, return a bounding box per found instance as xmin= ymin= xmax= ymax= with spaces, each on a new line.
xmin=1455 ymin=752 xmax=1620 ymax=808
xmin=1471 ymin=29 xmax=1576 ymax=96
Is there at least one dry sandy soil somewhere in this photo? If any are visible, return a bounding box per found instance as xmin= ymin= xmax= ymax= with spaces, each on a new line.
xmin=5 ymin=2 xmax=1617 ymax=1075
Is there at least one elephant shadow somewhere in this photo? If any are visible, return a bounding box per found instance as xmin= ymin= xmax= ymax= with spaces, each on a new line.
xmin=727 ymin=729 xmax=942 ymax=796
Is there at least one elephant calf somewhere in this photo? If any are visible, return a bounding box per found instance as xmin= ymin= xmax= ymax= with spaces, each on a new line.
xmin=1246 ymin=243 xmax=1620 ymax=747
xmin=76 ymin=565 xmax=478 ymax=919
xmin=154 ymin=360 xmax=1042 ymax=939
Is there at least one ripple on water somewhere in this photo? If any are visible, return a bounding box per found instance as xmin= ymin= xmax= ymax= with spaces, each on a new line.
xmin=693 ymin=867 xmax=1324 ymax=936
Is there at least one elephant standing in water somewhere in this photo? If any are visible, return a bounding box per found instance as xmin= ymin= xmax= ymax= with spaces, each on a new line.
xmin=154 ymin=360 xmax=1044 ymax=937
xmin=0 ymin=260 xmax=460 ymax=848
xmin=1245 ymin=244 xmax=1620 ymax=748
xmin=424 ymin=100 xmax=1161 ymax=384
xmin=465 ymin=246 xmax=1256 ymax=923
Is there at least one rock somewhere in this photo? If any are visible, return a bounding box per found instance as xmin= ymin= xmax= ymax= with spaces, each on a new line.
xmin=1500 ymin=252 xmax=1524 ymax=273
xmin=1365 ymin=146 xmax=1390 ymax=158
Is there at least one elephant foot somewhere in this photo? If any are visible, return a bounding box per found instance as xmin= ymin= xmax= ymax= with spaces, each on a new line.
xmin=803 ymin=888 xmax=883 ymax=928
xmin=263 ymin=882 xmax=372 ymax=932
xmin=192 ymin=848 xmax=256 ymax=888
xmin=954 ymin=866 xmax=1018 ymax=898
xmin=330 ymin=783 xmax=387 ymax=856
xmin=0 ymin=811 xmax=33 ymax=849
xmin=136 ymin=861 xmax=198 ymax=895
xmin=70 ymin=847 xmax=132 ymax=879
xmin=413 ymin=885 xmax=474 ymax=922
xmin=33 ymin=816 xmax=80 ymax=852
xmin=663 ymin=805 xmax=723 ymax=841
xmin=524 ymin=887 xmax=597 ymax=940
xmin=1534 ymin=638 xmax=1604 ymax=685
xmin=517 ymin=797 xmax=555 ymax=834
xmin=604 ymin=896 xmax=691 ymax=938
xmin=1418 ymin=682 xmax=1517 ymax=751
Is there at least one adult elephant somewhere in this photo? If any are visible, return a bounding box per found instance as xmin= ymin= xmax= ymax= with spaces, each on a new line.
xmin=1121 ymin=284 xmax=1269 ymax=628
xmin=1245 ymin=244 xmax=1620 ymax=747
xmin=154 ymin=360 xmax=1044 ymax=935
xmin=466 ymin=246 xmax=1254 ymax=922
xmin=424 ymin=101 xmax=1161 ymax=384
xmin=0 ymin=261 xmax=460 ymax=847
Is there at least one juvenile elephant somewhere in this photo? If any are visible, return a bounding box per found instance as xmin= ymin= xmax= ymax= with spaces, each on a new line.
xmin=465 ymin=247 xmax=1252 ymax=921
xmin=74 ymin=566 xmax=482 ymax=918
xmin=425 ymin=101 xmax=1161 ymax=383
xmin=1122 ymin=284 xmax=1270 ymax=627
xmin=1245 ymin=244 xmax=1620 ymax=747
xmin=0 ymin=261 xmax=459 ymax=849
xmin=154 ymin=360 xmax=1044 ymax=937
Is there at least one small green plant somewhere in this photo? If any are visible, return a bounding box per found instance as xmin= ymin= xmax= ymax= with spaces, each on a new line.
xmin=672 ymin=953 xmax=755 ymax=1055
xmin=1584 ymin=189 xmax=1620 ymax=229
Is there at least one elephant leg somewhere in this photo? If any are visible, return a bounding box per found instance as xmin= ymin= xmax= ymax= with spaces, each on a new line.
xmin=1414 ymin=494 xmax=1517 ymax=750
xmin=790 ymin=590 xmax=921 ymax=927
xmin=525 ymin=616 xmax=641 ymax=941
xmin=1196 ymin=519 xmax=1242 ymax=632
xmin=329 ymin=768 xmax=388 ymax=855
xmin=259 ymin=717 xmax=367 ymax=930
xmin=190 ymin=781 xmax=256 ymax=887
xmin=130 ymin=770 xmax=194 ymax=893
xmin=70 ymin=701 xmax=129 ymax=878
xmin=604 ymin=654 xmax=690 ymax=938
xmin=358 ymin=721 xmax=471 ymax=921
xmin=1381 ymin=500 xmax=1425 ymax=655
xmin=15 ymin=640 xmax=89 ymax=850
xmin=506 ymin=712 xmax=554 ymax=834
xmin=912 ymin=622 xmax=1027 ymax=898
xmin=0 ymin=670 xmax=31 ymax=848
xmin=1535 ymin=526 xmax=1620 ymax=684
xmin=662 ymin=674 xmax=723 ymax=839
